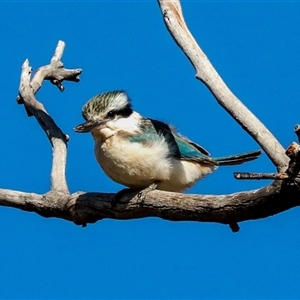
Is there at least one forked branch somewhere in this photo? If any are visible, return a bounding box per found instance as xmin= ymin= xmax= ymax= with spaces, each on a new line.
xmin=18 ymin=41 xmax=82 ymax=194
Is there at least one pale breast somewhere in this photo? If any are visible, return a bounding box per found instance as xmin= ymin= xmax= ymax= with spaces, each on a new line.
xmin=94 ymin=134 xmax=172 ymax=190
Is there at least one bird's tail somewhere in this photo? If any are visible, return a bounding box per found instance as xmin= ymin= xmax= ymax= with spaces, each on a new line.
xmin=213 ymin=150 xmax=262 ymax=166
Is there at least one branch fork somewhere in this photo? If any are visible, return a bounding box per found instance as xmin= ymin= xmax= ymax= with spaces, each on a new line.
xmin=18 ymin=41 xmax=82 ymax=194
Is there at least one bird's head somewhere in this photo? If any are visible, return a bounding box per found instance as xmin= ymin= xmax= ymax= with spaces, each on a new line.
xmin=74 ymin=90 xmax=133 ymax=133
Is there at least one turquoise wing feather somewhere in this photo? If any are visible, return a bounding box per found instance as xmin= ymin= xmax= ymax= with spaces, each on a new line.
xmin=129 ymin=118 xmax=217 ymax=165
xmin=129 ymin=118 xmax=261 ymax=165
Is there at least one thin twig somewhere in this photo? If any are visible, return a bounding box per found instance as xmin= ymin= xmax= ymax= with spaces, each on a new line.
xmin=234 ymin=172 xmax=289 ymax=180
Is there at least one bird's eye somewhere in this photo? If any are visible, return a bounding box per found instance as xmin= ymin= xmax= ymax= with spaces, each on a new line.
xmin=107 ymin=111 xmax=116 ymax=118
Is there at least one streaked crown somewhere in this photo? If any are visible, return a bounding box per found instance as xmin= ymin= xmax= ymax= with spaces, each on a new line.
xmin=82 ymin=90 xmax=132 ymax=121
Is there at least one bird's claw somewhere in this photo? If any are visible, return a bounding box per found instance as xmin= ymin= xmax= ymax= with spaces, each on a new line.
xmin=111 ymin=182 xmax=158 ymax=209
xmin=137 ymin=182 xmax=158 ymax=205
xmin=111 ymin=188 xmax=134 ymax=209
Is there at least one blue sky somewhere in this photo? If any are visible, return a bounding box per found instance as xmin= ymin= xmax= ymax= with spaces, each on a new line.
xmin=0 ymin=1 xmax=300 ymax=299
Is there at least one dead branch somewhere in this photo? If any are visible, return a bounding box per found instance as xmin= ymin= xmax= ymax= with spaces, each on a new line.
xmin=157 ymin=0 xmax=289 ymax=172
xmin=18 ymin=41 xmax=82 ymax=194
xmin=0 ymin=175 xmax=299 ymax=230
xmin=1 ymin=141 xmax=299 ymax=229
xmin=234 ymin=172 xmax=289 ymax=180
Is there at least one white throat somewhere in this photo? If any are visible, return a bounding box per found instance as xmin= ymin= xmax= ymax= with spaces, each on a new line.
xmin=91 ymin=111 xmax=142 ymax=142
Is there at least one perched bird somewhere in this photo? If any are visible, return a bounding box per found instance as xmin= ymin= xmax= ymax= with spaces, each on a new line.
xmin=74 ymin=90 xmax=261 ymax=193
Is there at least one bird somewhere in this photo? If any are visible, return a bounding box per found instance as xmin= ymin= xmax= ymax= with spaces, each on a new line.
xmin=74 ymin=90 xmax=261 ymax=194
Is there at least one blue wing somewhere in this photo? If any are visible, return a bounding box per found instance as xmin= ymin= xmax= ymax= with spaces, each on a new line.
xmin=129 ymin=118 xmax=261 ymax=165
xmin=129 ymin=118 xmax=217 ymax=165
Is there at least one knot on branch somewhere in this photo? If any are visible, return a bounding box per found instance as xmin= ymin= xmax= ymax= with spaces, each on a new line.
xmin=284 ymin=142 xmax=300 ymax=185
xmin=49 ymin=68 xmax=82 ymax=92
xmin=294 ymin=124 xmax=300 ymax=143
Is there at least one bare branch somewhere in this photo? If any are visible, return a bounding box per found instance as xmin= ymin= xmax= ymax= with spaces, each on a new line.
xmin=18 ymin=41 xmax=82 ymax=194
xmin=157 ymin=0 xmax=289 ymax=171
xmin=51 ymin=40 xmax=65 ymax=62
xmin=234 ymin=172 xmax=289 ymax=180
xmin=31 ymin=41 xmax=81 ymax=94
xmin=3 ymin=140 xmax=300 ymax=230
xmin=0 ymin=175 xmax=299 ymax=230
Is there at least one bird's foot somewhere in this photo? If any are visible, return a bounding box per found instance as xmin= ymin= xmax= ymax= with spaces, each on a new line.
xmin=137 ymin=182 xmax=158 ymax=205
xmin=111 ymin=187 xmax=134 ymax=209
xmin=111 ymin=182 xmax=158 ymax=209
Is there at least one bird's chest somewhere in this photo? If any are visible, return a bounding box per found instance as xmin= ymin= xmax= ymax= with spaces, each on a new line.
xmin=94 ymin=135 xmax=171 ymax=189
xmin=95 ymin=136 xmax=135 ymax=173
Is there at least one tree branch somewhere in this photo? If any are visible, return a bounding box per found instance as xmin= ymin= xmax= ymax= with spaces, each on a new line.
xmin=18 ymin=41 xmax=82 ymax=194
xmin=0 ymin=177 xmax=299 ymax=229
xmin=157 ymin=0 xmax=289 ymax=172
xmin=234 ymin=172 xmax=289 ymax=180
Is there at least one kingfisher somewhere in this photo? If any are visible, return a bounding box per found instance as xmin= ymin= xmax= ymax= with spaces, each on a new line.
xmin=74 ymin=90 xmax=261 ymax=194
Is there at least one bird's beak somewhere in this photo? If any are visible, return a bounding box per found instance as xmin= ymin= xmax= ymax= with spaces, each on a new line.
xmin=74 ymin=120 xmax=104 ymax=133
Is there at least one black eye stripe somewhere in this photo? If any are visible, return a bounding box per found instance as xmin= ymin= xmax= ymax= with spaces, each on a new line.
xmin=107 ymin=111 xmax=116 ymax=117
xmin=107 ymin=105 xmax=133 ymax=118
